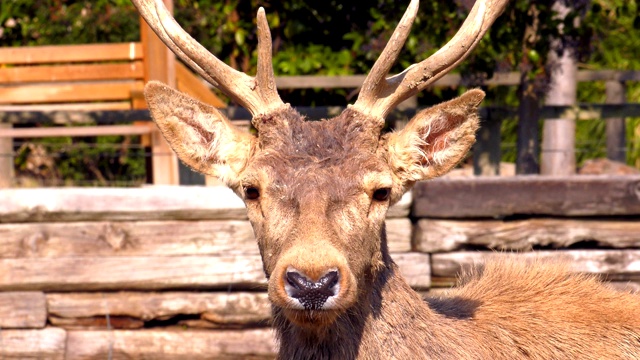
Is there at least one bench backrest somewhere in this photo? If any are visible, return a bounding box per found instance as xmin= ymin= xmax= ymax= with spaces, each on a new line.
xmin=0 ymin=42 xmax=147 ymax=111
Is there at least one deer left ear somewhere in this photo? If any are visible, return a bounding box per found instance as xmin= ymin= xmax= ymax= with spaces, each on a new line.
xmin=384 ymin=89 xmax=485 ymax=187
xmin=144 ymin=81 xmax=257 ymax=190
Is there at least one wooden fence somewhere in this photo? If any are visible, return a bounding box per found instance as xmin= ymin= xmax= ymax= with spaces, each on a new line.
xmin=2 ymin=68 xmax=639 ymax=187
xmin=0 ymin=175 xmax=638 ymax=358
xmin=0 ymin=1 xmax=225 ymax=188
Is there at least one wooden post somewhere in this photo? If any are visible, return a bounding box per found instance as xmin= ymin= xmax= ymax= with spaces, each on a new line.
xmin=140 ymin=0 xmax=180 ymax=185
xmin=541 ymin=1 xmax=577 ymax=176
xmin=541 ymin=47 xmax=577 ymax=175
xmin=605 ymin=80 xmax=627 ymax=163
xmin=473 ymin=108 xmax=501 ymax=176
xmin=0 ymin=124 xmax=14 ymax=188
xmin=516 ymin=79 xmax=541 ymax=175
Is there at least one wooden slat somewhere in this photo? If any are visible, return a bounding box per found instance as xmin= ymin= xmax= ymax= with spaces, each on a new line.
xmin=176 ymin=62 xmax=225 ymax=108
xmin=0 ymin=186 xmax=248 ymax=223
xmin=0 ymin=253 xmax=430 ymax=291
xmin=276 ymin=75 xmax=365 ymax=89
xmin=49 ymin=316 xmax=144 ymax=330
xmin=388 ymin=191 xmax=411 ymax=218
xmin=576 ymin=69 xmax=640 ymax=82
xmin=0 ymin=101 xmax=132 ymax=112
xmin=0 ymin=81 xmax=144 ymax=104
xmin=0 ymin=292 xmax=46 ymax=328
xmin=273 ymin=70 xmax=640 ymax=90
xmin=0 ymin=62 xmax=144 ymax=84
xmin=47 ymin=292 xmax=271 ymax=328
xmin=5 ymin=67 xmax=630 ymax=92
xmin=386 ymin=218 xmax=412 ymax=252
xmin=0 ymin=110 xmax=149 ymax=127
xmin=0 ymin=255 xmax=266 ymax=291
xmin=413 ymin=175 xmax=640 ymax=218
xmin=0 ymin=218 xmax=409 ymax=257
xmin=431 ymin=250 xmax=640 ymax=285
xmin=0 ymin=328 xmax=66 ymax=359
xmin=394 ymin=253 xmax=431 ymax=289
xmin=414 ymin=218 xmax=640 ymax=253
xmin=0 ymin=42 xmax=143 ymax=64
xmin=65 ymin=329 xmax=276 ymax=360
xmin=273 ymin=74 xmax=523 ymax=89
xmin=0 ymin=124 xmax=153 ymax=138
xmin=0 ymin=186 xmax=410 ymax=223
xmin=0 ymin=220 xmax=258 ymax=257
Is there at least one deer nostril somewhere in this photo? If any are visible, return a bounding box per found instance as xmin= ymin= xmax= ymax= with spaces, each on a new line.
xmin=286 ymin=271 xmax=311 ymax=291
xmin=318 ymin=271 xmax=339 ymax=292
xmin=284 ymin=270 xmax=340 ymax=310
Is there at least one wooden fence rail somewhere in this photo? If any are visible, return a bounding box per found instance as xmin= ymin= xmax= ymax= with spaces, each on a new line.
xmin=2 ymin=101 xmax=639 ymax=183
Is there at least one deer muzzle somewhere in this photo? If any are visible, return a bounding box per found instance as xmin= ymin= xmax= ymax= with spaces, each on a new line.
xmin=268 ymin=243 xmax=358 ymax=318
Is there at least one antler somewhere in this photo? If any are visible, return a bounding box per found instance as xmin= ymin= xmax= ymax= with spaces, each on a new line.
xmin=352 ymin=0 xmax=509 ymax=121
xmin=132 ymin=0 xmax=285 ymax=118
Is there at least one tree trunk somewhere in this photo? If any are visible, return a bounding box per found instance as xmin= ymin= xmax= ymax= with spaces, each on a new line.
xmin=541 ymin=48 xmax=577 ymax=175
xmin=541 ymin=2 xmax=577 ymax=175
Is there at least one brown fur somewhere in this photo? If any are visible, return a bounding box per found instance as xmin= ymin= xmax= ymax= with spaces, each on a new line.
xmin=135 ymin=0 xmax=639 ymax=356
xmin=145 ymin=80 xmax=640 ymax=359
xmin=275 ymin=259 xmax=640 ymax=359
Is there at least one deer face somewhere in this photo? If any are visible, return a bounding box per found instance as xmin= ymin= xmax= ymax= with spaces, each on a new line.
xmin=145 ymin=83 xmax=483 ymax=327
xmin=240 ymin=110 xmax=396 ymax=327
xmin=135 ymin=0 xmax=504 ymax=330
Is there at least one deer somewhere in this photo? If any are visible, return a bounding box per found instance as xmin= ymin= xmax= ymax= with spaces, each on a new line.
xmin=132 ymin=0 xmax=640 ymax=358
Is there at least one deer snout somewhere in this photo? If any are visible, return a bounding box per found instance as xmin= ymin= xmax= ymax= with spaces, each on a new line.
xmin=268 ymin=244 xmax=358 ymax=316
xmin=285 ymin=269 xmax=340 ymax=310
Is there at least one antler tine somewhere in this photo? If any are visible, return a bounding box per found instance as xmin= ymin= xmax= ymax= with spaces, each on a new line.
xmin=357 ymin=0 xmax=419 ymax=118
xmin=352 ymin=0 xmax=509 ymax=121
xmin=256 ymin=8 xmax=281 ymax=107
xmin=132 ymin=0 xmax=285 ymax=118
xmin=133 ymin=0 xmax=216 ymax=86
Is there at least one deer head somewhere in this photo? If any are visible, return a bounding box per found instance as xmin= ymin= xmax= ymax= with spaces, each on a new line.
xmin=133 ymin=0 xmax=507 ymax=330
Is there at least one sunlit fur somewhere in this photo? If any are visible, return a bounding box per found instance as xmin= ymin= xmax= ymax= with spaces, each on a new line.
xmin=145 ymin=82 xmax=640 ymax=359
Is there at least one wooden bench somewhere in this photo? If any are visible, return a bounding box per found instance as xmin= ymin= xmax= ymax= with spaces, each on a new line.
xmin=0 ymin=23 xmax=225 ymax=187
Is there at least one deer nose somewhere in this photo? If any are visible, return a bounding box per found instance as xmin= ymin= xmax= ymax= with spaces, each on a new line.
xmin=285 ymin=270 xmax=340 ymax=310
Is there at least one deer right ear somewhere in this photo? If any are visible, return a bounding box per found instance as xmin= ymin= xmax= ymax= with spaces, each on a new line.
xmin=384 ymin=89 xmax=485 ymax=188
xmin=144 ymin=81 xmax=257 ymax=188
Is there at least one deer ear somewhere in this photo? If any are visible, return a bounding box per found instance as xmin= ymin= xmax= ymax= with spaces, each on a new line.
xmin=144 ymin=81 xmax=256 ymax=189
xmin=385 ymin=89 xmax=485 ymax=186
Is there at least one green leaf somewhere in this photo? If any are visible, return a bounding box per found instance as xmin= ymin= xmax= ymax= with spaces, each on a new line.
xmin=234 ymin=29 xmax=245 ymax=46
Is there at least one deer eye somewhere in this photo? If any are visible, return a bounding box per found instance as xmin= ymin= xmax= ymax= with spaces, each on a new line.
xmin=372 ymin=188 xmax=391 ymax=202
xmin=244 ymin=186 xmax=260 ymax=200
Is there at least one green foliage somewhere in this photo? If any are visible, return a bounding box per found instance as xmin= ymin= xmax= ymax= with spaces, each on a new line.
xmin=0 ymin=0 xmax=139 ymax=45
xmin=273 ymin=45 xmax=352 ymax=76
xmin=2 ymin=0 xmax=640 ymax=185
xmin=14 ymin=132 xmax=147 ymax=187
xmin=577 ymin=0 xmax=640 ymax=168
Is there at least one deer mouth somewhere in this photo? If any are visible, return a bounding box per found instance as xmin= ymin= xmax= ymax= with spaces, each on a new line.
xmin=281 ymin=307 xmax=342 ymax=328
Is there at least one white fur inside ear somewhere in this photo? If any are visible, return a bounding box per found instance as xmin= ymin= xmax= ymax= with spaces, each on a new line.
xmin=145 ymin=81 xmax=256 ymax=188
xmin=385 ymin=91 xmax=483 ymax=185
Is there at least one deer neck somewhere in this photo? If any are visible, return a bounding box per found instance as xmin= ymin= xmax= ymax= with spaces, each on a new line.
xmin=273 ymin=251 xmax=443 ymax=360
